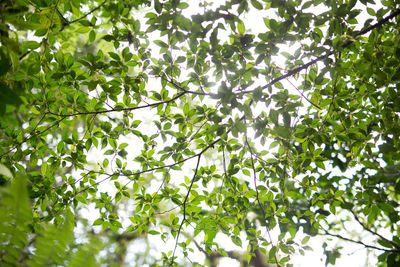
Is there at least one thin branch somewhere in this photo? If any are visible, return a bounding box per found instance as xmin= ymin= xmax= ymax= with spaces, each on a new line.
xmin=56 ymin=9 xmax=69 ymax=25
xmin=171 ymin=154 xmax=202 ymax=266
xmin=240 ymin=9 xmax=400 ymax=95
xmin=50 ymin=0 xmax=61 ymax=32
xmin=187 ymin=104 xmax=220 ymax=144
xmin=78 ymin=153 xmax=196 ymax=196
xmin=54 ymin=0 xmax=108 ymax=32
xmin=150 ymin=167 xmax=172 ymax=201
xmin=19 ymin=50 xmax=32 ymax=60
xmin=18 ymin=0 xmax=61 ymax=60
xmin=238 ymin=53 xmax=330 ymax=95
xmin=0 ymin=116 xmax=65 ymax=160
xmin=155 ymin=206 xmax=179 ymax=215
xmin=189 ymin=234 xmax=242 ymax=263
xmin=20 ymin=2 xmax=99 ymax=59
xmin=350 ymin=209 xmax=400 ymax=250
xmin=167 ymin=79 xmax=210 ymax=96
xmin=221 ymin=147 xmax=241 ymax=196
xmin=357 ymin=9 xmax=400 ymax=36
xmin=286 ymin=78 xmax=321 ymax=110
xmin=168 ymin=118 xmax=244 ymax=265
xmin=188 ymin=118 xmax=209 ymax=143
xmin=47 ymin=91 xmax=187 ymax=117
xmin=244 ymin=118 xmax=280 ymax=267
xmin=321 ymin=228 xmax=399 ymax=253
xmin=83 ymin=123 xmax=231 ymax=203
xmin=82 ymin=113 xmax=98 ymax=146
xmin=321 ymin=73 xmax=338 ymax=128
xmin=69 ymin=0 xmax=108 ymax=25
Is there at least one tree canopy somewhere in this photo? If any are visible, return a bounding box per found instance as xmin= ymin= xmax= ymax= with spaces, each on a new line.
xmin=1 ymin=0 xmax=400 ymax=266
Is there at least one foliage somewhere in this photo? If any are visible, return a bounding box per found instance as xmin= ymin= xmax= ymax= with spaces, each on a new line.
xmin=0 ymin=170 xmax=101 ymax=266
xmin=1 ymin=0 xmax=400 ymax=266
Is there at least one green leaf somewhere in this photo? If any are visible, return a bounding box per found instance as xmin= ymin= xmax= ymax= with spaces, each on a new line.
xmin=89 ymin=30 xmax=96 ymax=43
xmin=2 ymin=2 xmax=400 ymax=265
xmin=93 ymin=218 xmax=104 ymax=226
xmin=0 ymin=163 xmax=13 ymax=178
xmin=154 ymin=0 xmax=162 ymax=13
xmin=231 ymin=236 xmax=242 ymax=247
xmin=0 ymin=58 xmax=11 ymax=76
xmin=251 ymin=0 xmax=263 ymax=10
xmin=108 ymin=52 xmax=120 ymax=61
xmin=183 ymin=103 xmax=189 ymax=115
xmin=177 ymin=2 xmax=189 ymax=9
xmin=269 ymin=246 xmax=277 ymax=260
xmin=378 ymin=239 xmax=393 ymax=248
xmin=302 ymin=236 xmax=310 ymax=244
xmin=366 ymin=7 xmax=375 ymax=16
xmin=22 ymin=41 xmax=41 ymax=49
xmin=238 ymin=21 xmax=245 ymax=34
xmin=154 ymin=40 xmax=168 ymax=48
xmin=76 ymin=27 xmax=91 ymax=33
xmin=334 ymin=190 xmax=344 ymax=198
xmin=41 ymin=162 xmax=48 ymax=176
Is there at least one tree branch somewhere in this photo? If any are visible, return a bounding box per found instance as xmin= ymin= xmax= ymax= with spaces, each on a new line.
xmin=47 ymin=91 xmax=187 ymax=117
xmin=171 ymin=153 xmax=202 ymax=266
xmin=168 ymin=117 xmax=244 ymax=265
xmin=244 ymin=117 xmax=280 ymax=267
xmin=167 ymin=79 xmax=210 ymax=96
xmin=357 ymin=9 xmax=400 ymax=36
xmin=286 ymin=78 xmax=321 ymax=109
xmin=321 ymin=228 xmax=399 ymax=253
xmin=0 ymin=116 xmax=65 ymax=160
xmin=350 ymin=209 xmax=400 ymax=250
xmin=240 ymin=8 xmax=400 ymax=95
xmin=189 ymin=235 xmax=243 ymax=266
xmin=50 ymin=0 xmax=62 ymax=32
xmin=61 ymin=0 xmax=108 ymax=30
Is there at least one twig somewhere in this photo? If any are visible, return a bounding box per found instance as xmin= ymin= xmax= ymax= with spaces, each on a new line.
xmin=167 ymin=79 xmax=210 ymax=96
xmin=0 ymin=116 xmax=65 ymax=160
xmin=150 ymin=167 xmax=172 ymax=201
xmin=286 ymin=78 xmax=321 ymax=110
xmin=168 ymin=118 xmax=244 ymax=265
xmin=244 ymin=117 xmax=280 ymax=267
xmin=350 ymin=209 xmax=400 ymax=250
xmin=93 ymin=122 xmax=235 ymax=202
xmin=154 ymin=206 xmax=178 ymax=215
xmin=321 ymin=227 xmax=399 ymax=253
xmin=47 ymin=91 xmax=187 ymax=117
xmin=239 ymin=9 xmax=400 ymax=95
xmin=188 ymin=234 xmax=242 ymax=262
xmin=170 ymin=154 xmax=202 ymax=266
xmin=69 ymin=0 xmax=108 ymax=25
xmin=50 ymin=0 xmax=61 ymax=32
